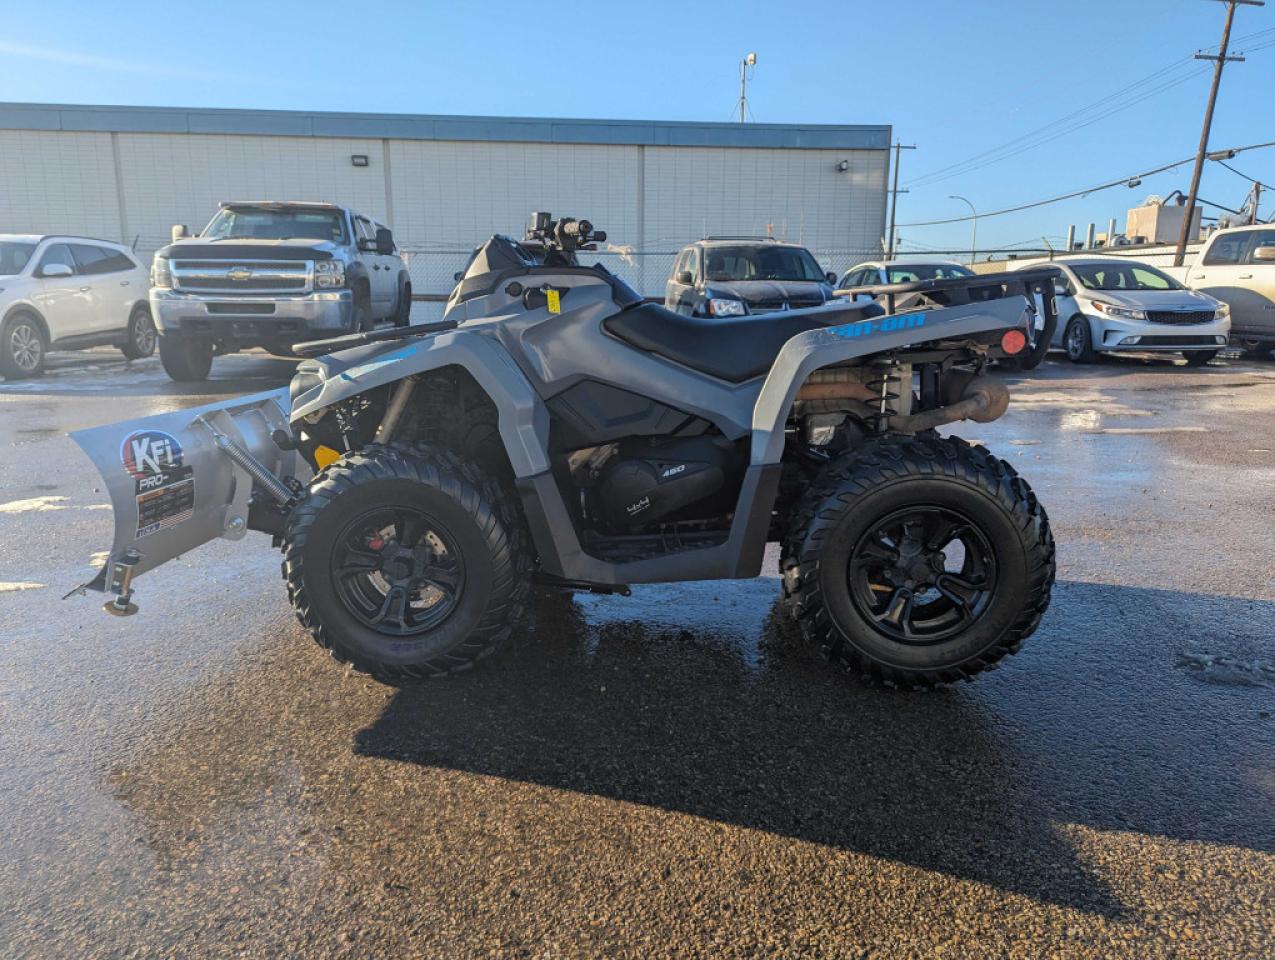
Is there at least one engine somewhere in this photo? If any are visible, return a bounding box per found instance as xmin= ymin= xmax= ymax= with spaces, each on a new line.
xmin=589 ymin=436 xmax=737 ymax=531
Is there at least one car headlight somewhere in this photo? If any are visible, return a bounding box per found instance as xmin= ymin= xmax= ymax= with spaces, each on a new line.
xmin=314 ymin=260 xmax=346 ymax=289
xmin=708 ymin=297 xmax=746 ymax=317
xmin=150 ymin=257 xmax=172 ymax=289
xmin=1091 ymin=300 xmax=1145 ymax=321
xmin=1214 ymin=302 xmax=1230 ymax=320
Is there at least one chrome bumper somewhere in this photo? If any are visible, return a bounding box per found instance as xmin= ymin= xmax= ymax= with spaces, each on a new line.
xmin=151 ymin=289 xmax=355 ymax=338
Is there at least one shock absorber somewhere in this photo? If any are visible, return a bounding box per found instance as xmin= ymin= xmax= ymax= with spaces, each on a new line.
xmin=864 ymin=361 xmax=904 ymax=431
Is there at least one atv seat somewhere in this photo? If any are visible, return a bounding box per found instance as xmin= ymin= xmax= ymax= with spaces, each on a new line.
xmin=603 ymin=299 xmax=886 ymax=383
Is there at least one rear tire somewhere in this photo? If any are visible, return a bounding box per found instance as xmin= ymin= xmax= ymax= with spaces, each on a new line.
xmin=393 ymin=281 xmax=412 ymax=327
xmin=0 ymin=312 xmax=47 ymax=379
xmin=780 ymin=436 xmax=1054 ymax=689
xmin=120 ymin=305 xmax=157 ymax=360
xmin=1184 ymin=350 xmax=1218 ymax=367
xmin=283 ymin=443 xmax=530 ymax=682
xmin=158 ymin=333 xmax=213 ymax=381
xmin=1064 ymin=316 xmax=1097 ymax=363
xmin=1242 ymin=340 xmax=1274 ymax=360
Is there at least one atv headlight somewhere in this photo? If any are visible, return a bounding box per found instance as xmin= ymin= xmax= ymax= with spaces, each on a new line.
xmin=290 ymin=359 xmax=327 ymax=403
xmin=1214 ymin=302 xmax=1230 ymax=320
xmin=708 ymin=297 xmax=746 ymax=317
xmin=314 ymin=260 xmax=346 ymax=289
xmin=150 ymin=256 xmax=172 ymax=289
xmin=1091 ymin=300 xmax=1145 ymax=321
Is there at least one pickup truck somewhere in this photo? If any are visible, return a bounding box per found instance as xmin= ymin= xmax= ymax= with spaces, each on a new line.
xmin=149 ymin=201 xmax=413 ymax=380
xmin=1164 ymin=224 xmax=1275 ymax=358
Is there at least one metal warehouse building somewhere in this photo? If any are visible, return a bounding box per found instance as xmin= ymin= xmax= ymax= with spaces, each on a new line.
xmin=0 ymin=102 xmax=890 ymax=315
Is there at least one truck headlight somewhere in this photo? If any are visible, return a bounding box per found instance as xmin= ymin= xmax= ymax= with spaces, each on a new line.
xmin=708 ymin=298 xmax=746 ymax=317
xmin=1091 ymin=301 xmax=1145 ymax=321
xmin=314 ymin=260 xmax=346 ymax=289
xmin=150 ymin=257 xmax=172 ymax=289
xmin=1214 ymin=302 xmax=1230 ymax=320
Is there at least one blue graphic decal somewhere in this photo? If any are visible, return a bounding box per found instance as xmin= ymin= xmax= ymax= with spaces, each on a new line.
xmin=830 ymin=311 xmax=927 ymax=339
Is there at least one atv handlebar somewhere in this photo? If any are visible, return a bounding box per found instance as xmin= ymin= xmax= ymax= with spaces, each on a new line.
xmin=525 ymin=212 xmax=607 ymax=258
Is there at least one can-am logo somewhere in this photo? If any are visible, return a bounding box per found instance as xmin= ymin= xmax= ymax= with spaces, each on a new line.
xmin=121 ymin=430 xmax=183 ymax=478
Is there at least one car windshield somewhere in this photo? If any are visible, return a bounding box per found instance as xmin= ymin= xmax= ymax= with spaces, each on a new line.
xmin=1071 ymin=262 xmax=1184 ymax=291
xmin=203 ymin=207 xmax=347 ymax=243
xmin=703 ymin=245 xmax=825 ymax=282
xmin=0 ymin=241 xmax=37 ymax=275
xmin=886 ymin=263 xmax=974 ymax=282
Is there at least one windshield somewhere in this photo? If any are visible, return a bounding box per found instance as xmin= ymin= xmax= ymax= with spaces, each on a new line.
xmin=0 ymin=241 xmax=36 ymax=276
xmin=704 ymin=245 xmax=825 ymax=282
xmin=203 ymin=207 xmax=348 ymax=243
xmin=886 ymin=263 xmax=974 ymax=282
xmin=1071 ymin=262 xmax=1184 ymax=292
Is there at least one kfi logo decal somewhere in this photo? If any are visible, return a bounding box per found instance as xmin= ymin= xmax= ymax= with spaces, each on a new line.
xmin=121 ymin=430 xmax=184 ymax=479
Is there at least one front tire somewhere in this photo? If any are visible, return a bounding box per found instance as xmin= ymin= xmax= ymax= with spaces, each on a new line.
xmin=283 ymin=443 xmax=530 ymax=682
xmin=393 ymin=281 xmax=412 ymax=327
xmin=0 ymin=312 xmax=47 ymax=379
xmin=158 ymin=333 xmax=213 ymax=381
xmin=1064 ymin=316 xmax=1097 ymax=363
xmin=781 ymin=436 xmax=1055 ymax=689
xmin=120 ymin=306 xmax=157 ymax=360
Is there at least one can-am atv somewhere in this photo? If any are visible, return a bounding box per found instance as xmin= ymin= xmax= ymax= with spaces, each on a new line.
xmin=71 ymin=214 xmax=1059 ymax=689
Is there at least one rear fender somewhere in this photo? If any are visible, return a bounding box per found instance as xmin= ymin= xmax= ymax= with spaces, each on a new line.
xmin=69 ymin=388 xmax=301 ymax=597
xmin=289 ymin=328 xmax=551 ymax=477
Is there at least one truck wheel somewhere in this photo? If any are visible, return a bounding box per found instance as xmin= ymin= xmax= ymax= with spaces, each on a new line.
xmin=282 ymin=443 xmax=530 ymax=682
xmin=780 ymin=436 xmax=1055 ymax=689
xmin=0 ymin=312 xmax=47 ymax=379
xmin=120 ymin=305 xmax=157 ymax=360
xmin=1183 ymin=350 xmax=1219 ymax=367
xmin=1243 ymin=340 xmax=1274 ymax=360
xmin=393 ymin=281 xmax=412 ymax=327
xmin=158 ymin=333 xmax=213 ymax=381
xmin=1064 ymin=316 xmax=1097 ymax=363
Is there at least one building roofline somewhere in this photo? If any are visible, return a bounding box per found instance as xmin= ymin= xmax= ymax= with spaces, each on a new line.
xmin=0 ymin=102 xmax=891 ymax=150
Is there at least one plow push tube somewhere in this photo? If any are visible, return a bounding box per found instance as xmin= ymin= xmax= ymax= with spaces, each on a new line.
xmin=68 ymin=388 xmax=303 ymax=612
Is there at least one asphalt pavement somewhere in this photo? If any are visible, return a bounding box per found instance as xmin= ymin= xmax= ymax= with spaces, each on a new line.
xmin=0 ymin=347 xmax=1271 ymax=958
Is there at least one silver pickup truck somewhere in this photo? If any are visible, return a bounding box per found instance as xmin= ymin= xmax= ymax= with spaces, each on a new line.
xmin=149 ymin=201 xmax=413 ymax=381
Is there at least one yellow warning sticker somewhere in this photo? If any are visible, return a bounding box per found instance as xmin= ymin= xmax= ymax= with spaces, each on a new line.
xmin=545 ymin=289 xmax=561 ymax=314
xmin=314 ymin=445 xmax=341 ymax=469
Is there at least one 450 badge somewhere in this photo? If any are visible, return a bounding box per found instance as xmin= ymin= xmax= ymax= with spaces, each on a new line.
xmin=120 ymin=429 xmax=195 ymax=538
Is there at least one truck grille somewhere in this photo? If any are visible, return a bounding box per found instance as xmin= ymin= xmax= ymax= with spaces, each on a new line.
xmin=1145 ymin=310 xmax=1214 ymax=325
xmin=172 ymin=259 xmax=310 ymax=295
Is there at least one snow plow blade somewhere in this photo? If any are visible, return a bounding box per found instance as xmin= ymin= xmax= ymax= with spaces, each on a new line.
xmin=68 ymin=388 xmax=304 ymax=612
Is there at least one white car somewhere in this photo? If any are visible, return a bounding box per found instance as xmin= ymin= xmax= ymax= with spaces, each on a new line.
xmin=835 ymin=259 xmax=975 ymax=296
xmin=0 ymin=234 xmax=155 ymax=379
xmin=1013 ymin=257 xmax=1230 ymax=366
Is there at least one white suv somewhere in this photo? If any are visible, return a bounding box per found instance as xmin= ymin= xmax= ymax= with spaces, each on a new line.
xmin=0 ymin=235 xmax=155 ymax=379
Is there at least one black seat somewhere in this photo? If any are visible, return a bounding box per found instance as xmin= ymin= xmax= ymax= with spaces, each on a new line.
xmin=603 ymin=300 xmax=885 ymax=382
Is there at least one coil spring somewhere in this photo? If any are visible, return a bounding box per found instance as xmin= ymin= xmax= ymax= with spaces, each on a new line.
xmin=864 ymin=363 xmax=903 ymax=431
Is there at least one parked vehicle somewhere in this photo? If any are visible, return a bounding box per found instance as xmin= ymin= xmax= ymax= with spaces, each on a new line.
xmin=72 ymin=213 xmax=1060 ymax=691
xmin=1013 ymin=257 xmax=1230 ymax=365
xmin=837 ymin=260 xmax=1054 ymax=371
xmin=150 ymin=201 xmax=413 ymax=381
xmin=664 ymin=237 xmax=837 ymax=316
xmin=0 ymin=235 xmax=154 ymax=379
xmin=1164 ymin=224 xmax=1275 ymax=359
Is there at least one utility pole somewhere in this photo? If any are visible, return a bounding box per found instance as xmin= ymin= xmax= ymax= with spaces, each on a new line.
xmin=737 ymin=53 xmax=757 ymax=123
xmin=1174 ymin=0 xmax=1263 ymax=266
xmin=886 ymin=140 xmax=916 ymax=259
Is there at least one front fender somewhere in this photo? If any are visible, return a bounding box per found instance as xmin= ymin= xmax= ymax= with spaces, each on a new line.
xmin=289 ymin=329 xmax=551 ymax=477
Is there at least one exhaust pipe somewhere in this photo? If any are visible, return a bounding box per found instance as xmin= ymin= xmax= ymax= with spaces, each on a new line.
xmin=891 ymin=378 xmax=1009 ymax=434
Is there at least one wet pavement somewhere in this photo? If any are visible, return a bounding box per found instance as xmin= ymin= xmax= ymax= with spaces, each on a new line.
xmin=0 ymin=348 xmax=1272 ymax=958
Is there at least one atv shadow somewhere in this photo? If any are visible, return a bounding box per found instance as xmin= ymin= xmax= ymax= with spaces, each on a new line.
xmin=349 ymin=577 xmax=1274 ymax=919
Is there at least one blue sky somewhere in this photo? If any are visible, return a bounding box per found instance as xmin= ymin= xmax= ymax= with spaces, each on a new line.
xmin=2 ymin=0 xmax=1273 ymax=253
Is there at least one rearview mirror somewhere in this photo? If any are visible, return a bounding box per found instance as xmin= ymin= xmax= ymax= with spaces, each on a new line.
xmin=375 ymin=227 xmax=394 ymax=256
xmin=1252 ymin=245 xmax=1275 ymax=263
xmin=170 ymin=224 xmax=189 ymax=242
xmin=675 ymin=270 xmax=693 ymax=285
xmin=40 ymin=262 xmax=73 ymax=278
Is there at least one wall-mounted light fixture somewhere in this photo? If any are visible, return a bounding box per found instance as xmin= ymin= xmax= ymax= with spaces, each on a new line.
xmin=351 ymin=154 xmax=369 ymax=167
xmin=837 ymin=160 xmax=849 ymax=172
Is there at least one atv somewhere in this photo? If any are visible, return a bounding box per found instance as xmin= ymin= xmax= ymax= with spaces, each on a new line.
xmin=71 ymin=213 xmax=1059 ymax=689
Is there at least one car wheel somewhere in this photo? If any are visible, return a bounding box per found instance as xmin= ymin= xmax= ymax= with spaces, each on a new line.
xmin=393 ymin=281 xmax=412 ymax=327
xmin=120 ymin=305 xmax=157 ymax=360
xmin=0 ymin=313 xmax=48 ymax=379
xmin=1064 ymin=316 xmax=1097 ymax=363
xmin=1184 ymin=350 xmax=1219 ymax=367
xmin=1242 ymin=340 xmax=1274 ymax=360
xmin=158 ymin=333 xmax=214 ymax=381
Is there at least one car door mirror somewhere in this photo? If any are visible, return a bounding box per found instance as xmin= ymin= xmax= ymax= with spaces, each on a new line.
xmin=375 ymin=228 xmax=394 ymax=256
xmin=825 ymin=272 xmax=837 ymax=285
xmin=40 ymin=262 xmax=73 ymax=278
xmin=1252 ymin=245 xmax=1275 ymax=263
xmin=170 ymin=224 xmax=189 ymax=242
xmin=675 ymin=270 xmax=694 ymax=286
